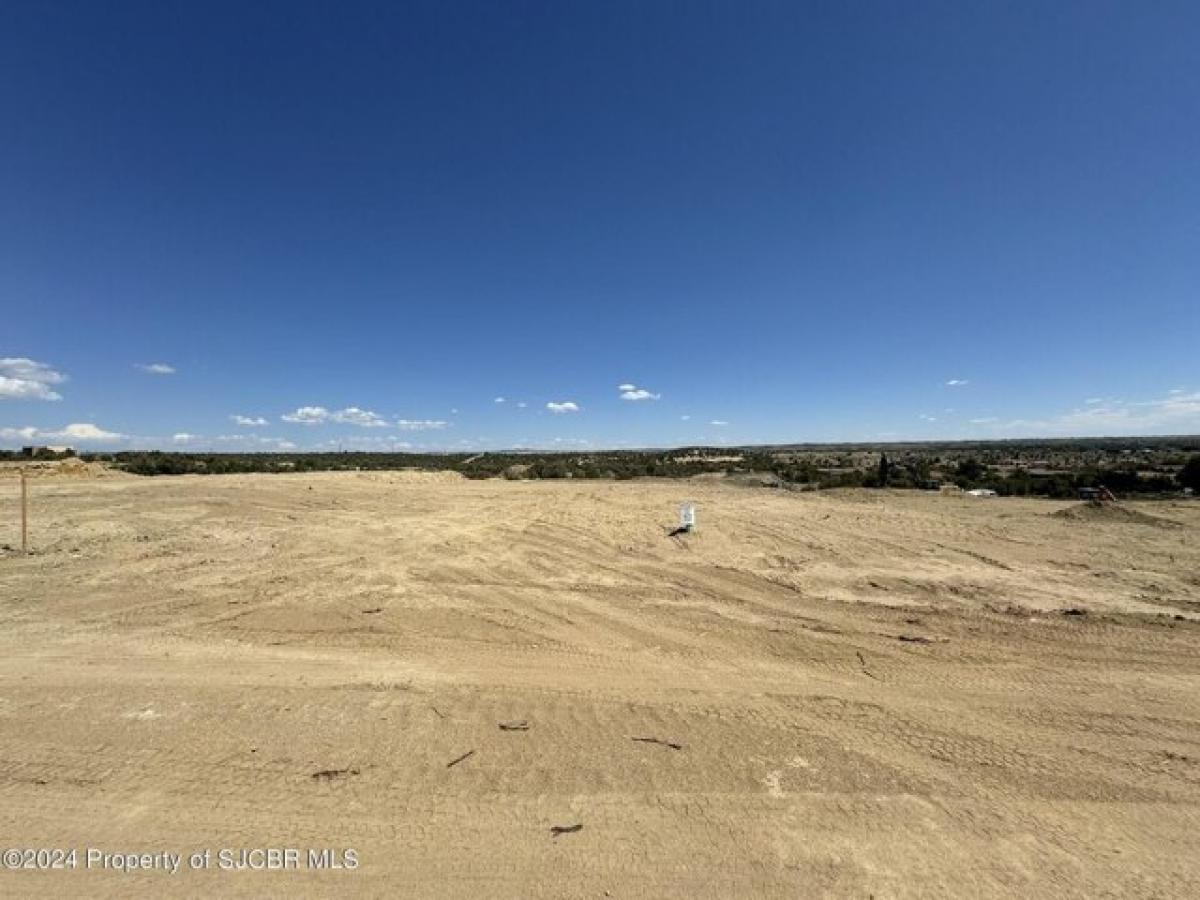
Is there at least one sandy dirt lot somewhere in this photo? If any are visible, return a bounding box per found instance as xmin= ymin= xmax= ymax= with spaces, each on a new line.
xmin=1 ymin=470 xmax=1198 ymax=897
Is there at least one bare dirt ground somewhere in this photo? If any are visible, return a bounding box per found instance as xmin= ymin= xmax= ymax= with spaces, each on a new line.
xmin=1 ymin=470 xmax=1198 ymax=898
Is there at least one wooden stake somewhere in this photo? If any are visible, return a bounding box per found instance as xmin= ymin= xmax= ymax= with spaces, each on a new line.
xmin=20 ymin=469 xmax=28 ymax=553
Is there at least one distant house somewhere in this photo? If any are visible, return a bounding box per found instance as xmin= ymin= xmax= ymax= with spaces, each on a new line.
xmin=966 ymin=488 xmax=997 ymax=497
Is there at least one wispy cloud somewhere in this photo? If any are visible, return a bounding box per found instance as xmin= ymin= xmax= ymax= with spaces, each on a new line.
xmin=1 ymin=422 xmax=124 ymax=444
xmin=546 ymin=401 xmax=580 ymax=414
xmin=57 ymin=423 xmax=124 ymax=441
xmin=494 ymin=396 xmax=506 ymax=404
xmin=945 ymin=379 xmax=969 ymax=387
xmin=215 ymin=434 xmax=297 ymax=450
xmin=136 ymin=363 xmax=176 ymax=375
xmin=395 ymin=419 xmax=449 ymax=431
xmin=312 ymin=435 xmax=413 ymax=451
xmin=709 ymin=419 xmax=729 ymax=426
xmin=230 ymin=415 xmax=269 ymax=426
xmin=0 ymin=426 xmax=39 ymax=442
xmin=972 ymin=390 xmax=1200 ymax=436
xmin=279 ymin=406 xmax=387 ymax=427
xmin=680 ymin=415 xmax=691 ymax=421
xmin=619 ymin=382 xmax=660 ymax=401
xmin=0 ymin=357 xmax=66 ymax=401
xmin=331 ymin=407 xmax=388 ymax=427
xmin=969 ymin=417 xmax=998 ymax=424
xmin=173 ymin=433 xmax=198 ymax=443
xmin=281 ymin=406 xmax=330 ymax=424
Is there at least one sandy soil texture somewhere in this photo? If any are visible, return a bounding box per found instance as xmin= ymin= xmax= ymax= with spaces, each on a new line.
xmin=1 ymin=471 xmax=1198 ymax=897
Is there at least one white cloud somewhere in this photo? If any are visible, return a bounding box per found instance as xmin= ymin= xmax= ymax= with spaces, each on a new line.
xmin=681 ymin=415 xmax=691 ymax=421
xmin=494 ymin=396 xmax=506 ymax=404
xmin=1085 ymin=398 xmax=1104 ymax=405
xmin=969 ymin=417 xmax=998 ymax=424
xmin=945 ymin=379 xmax=969 ymax=387
xmin=919 ymin=414 xmax=937 ymax=422
xmin=281 ymin=406 xmax=329 ymax=424
xmin=0 ymin=358 xmax=66 ymax=401
xmin=546 ymin=401 xmax=580 ymax=414
xmin=972 ymin=390 xmax=1200 ymax=436
xmin=0 ymin=377 xmax=62 ymax=401
xmin=618 ymin=382 xmax=660 ymax=401
xmin=280 ymin=405 xmax=388 ymax=427
xmin=395 ymin=419 xmax=449 ymax=431
xmin=4 ymin=422 xmax=127 ymax=443
xmin=173 ymin=433 xmax=198 ymax=443
xmin=0 ymin=358 xmax=65 ymax=384
xmin=0 ymin=426 xmax=40 ymax=441
xmin=58 ymin=423 xmax=123 ymax=441
xmin=450 ymin=408 xmax=459 ymax=414
xmin=330 ymin=407 xmax=388 ymax=427
xmin=230 ymin=415 xmax=269 ymax=426
xmin=215 ymin=434 xmax=297 ymax=450
xmin=313 ymin=435 xmax=413 ymax=451
xmin=709 ymin=420 xmax=729 ymax=426
xmin=136 ymin=363 xmax=176 ymax=375
xmin=517 ymin=401 xmax=527 ymax=409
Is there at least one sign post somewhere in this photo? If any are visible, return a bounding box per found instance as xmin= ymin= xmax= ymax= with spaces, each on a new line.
xmin=679 ymin=502 xmax=696 ymax=532
xmin=20 ymin=469 xmax=28 ymax=553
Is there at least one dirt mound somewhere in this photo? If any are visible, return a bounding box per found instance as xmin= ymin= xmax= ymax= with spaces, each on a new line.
xmin=0 ymin=459 xmax=126 ymax=479
xmin=1051 ymin=501 xmax=1182 ymax=528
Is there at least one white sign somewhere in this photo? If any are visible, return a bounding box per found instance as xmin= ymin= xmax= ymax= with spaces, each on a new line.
xmin=679 ymin=503 xmax=696 ymax=531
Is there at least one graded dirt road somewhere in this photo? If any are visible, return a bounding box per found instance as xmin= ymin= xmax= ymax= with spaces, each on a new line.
xmin=1 ymin=470 xmax=1198 ymax=897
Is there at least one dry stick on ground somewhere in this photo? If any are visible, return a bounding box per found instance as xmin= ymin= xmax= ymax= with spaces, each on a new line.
xmin=498 ymin=721 xmax=530 ymax=731
xmin=311 ymin=767 xmax=359 ymax=780
xmin=857 ymin=651 xmax=878 ymax=680
xmin=446 ymin=750 xmax=475 ymax=769
xmin=430 ymin=705 xmax=447 ymax=720
xmin=631 ymin=736 xmax=683 ymax=750
xmin=550 ymin=824 xmax=583 ymax=837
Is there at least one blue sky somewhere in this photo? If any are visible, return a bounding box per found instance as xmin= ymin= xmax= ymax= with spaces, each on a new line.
xmin=3 ymin=1 xmax=1198 ymax=451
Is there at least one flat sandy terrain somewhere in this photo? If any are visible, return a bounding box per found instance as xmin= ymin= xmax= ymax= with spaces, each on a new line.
xmin=1 ymin=469 xmax=1198 ymax=897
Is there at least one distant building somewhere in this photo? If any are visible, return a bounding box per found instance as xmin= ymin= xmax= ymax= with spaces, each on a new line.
xmin=1078 ymin=487 xmax=1102 ymax=501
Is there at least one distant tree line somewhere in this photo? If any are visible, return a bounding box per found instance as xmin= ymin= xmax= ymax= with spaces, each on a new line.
xmin=15 ymin=446 xmax=1196 ymax=499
